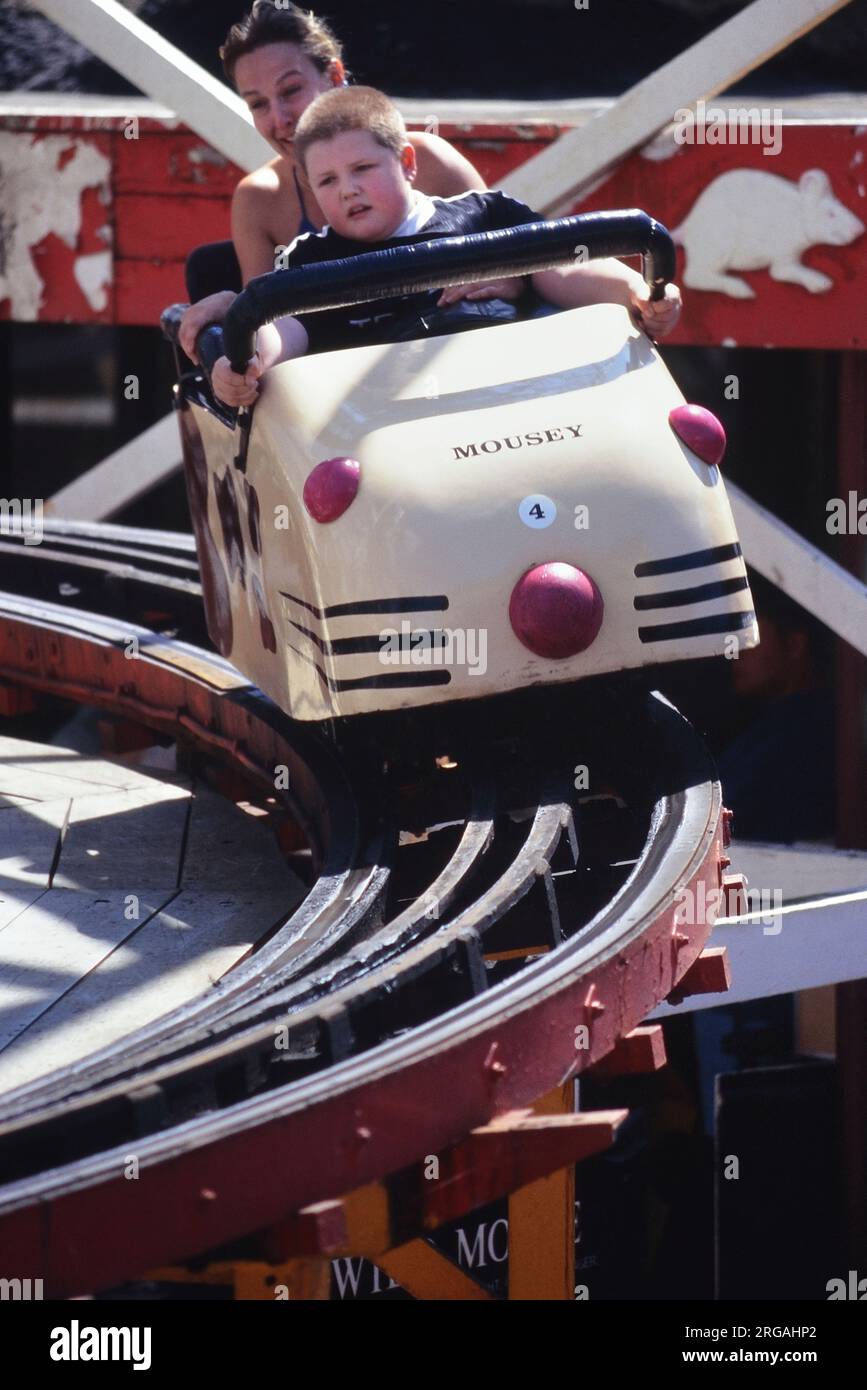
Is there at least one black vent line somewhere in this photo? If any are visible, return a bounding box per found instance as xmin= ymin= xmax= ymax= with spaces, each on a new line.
xmin=285 ymin=622 xmax=454 ymax=690
xmin=638 ymin=609 xmax=755 ymax=644
xmin=280 ymin=591 xmax=458 ymax=688
xmin=279 ymin=590 xmax=449 ymax=620
xmin=634 ymin=575 xmax=750 ymax=611
xmin=286 ymin=639 xmax=451 ymax=692
xmin=634 ymin=542 xmax=742 ymax=578
xmin=289 ymin=620 xmax=452 ymax=658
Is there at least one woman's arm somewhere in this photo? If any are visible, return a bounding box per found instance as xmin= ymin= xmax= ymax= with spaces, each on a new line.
xmin=232 ymin=172 xmax=285 ymax=282
xmin=178 ymin=172 xmax=284 ymax=361
xmin=179 ymin=289 xmax=238 ymax=363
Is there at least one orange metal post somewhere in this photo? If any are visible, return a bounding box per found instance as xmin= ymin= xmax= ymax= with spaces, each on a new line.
xmin=507 ymin=1082 xmax=576 ymax=1301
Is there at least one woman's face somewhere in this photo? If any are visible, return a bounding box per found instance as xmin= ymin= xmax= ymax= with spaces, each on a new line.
xmin=234 ymin=43 xmax=341 ymax=158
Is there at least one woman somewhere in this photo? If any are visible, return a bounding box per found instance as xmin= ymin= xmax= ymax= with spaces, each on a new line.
xmin=179 ymin=1 xmax=497 ymax=360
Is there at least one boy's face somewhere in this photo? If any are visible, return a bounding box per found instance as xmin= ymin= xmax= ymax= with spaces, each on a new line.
xmin=304 ymin=130 xmax=416 ymax=241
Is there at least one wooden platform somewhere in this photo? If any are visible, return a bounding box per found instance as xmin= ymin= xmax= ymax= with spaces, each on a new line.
xmin=0 ymin=732 xmax=306 ymax=1094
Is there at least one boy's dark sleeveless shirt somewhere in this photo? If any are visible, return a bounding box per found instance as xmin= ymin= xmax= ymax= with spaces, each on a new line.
xmin=282 ymin=190 xmax=542 ymax=354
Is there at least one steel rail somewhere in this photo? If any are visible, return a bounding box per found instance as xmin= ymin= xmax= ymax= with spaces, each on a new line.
xmin=0 ymin=523 xmax=207 ymax=645
xmin=0 ymin=792 xmax=497 ymax=1121
xmin=0 ymin=590 xmax=389 ymax=1064
xmin=0 ymin=552 xmax=499 ymax=1111
xmin=0 ymin=540 xmax=201 ymax=595
xmin=31 ymin=519 xmax=198 ymax=557
xmin=0 ymin=589 xmax=499 ymax=1119
xmin=1 ymin=787 xmax=557 ymax=1128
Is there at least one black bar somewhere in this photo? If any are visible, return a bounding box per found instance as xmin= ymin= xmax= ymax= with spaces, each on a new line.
xmin=635 ymin=542 xmax=743 ymax=578
xmin=280 ymin=590 xmax=449 ymax=619
xmin=202 ymin=209 xmax=675 ymax=371
xmin=633 ymin=576 xmax=750 ymax=610
xmin=638 ymin=609 xmax=756 ymax=644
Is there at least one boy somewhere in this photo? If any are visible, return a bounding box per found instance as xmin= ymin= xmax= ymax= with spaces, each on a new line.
xmin=213 ymin=86 xmax=681 ymax=407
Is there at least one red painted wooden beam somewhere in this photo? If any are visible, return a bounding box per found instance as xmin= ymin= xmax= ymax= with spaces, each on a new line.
xmin=262 ymin=1109 xmax=627 ymax=1258
xmin=590 ymin=1024 xmax=668 ymax=1078
xmin=0 ymin=110 xmax=864 ymax=347
xmin=667 ymin=945 xmax=732 ymax=1004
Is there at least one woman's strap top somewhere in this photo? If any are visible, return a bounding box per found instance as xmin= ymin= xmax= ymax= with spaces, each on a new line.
xmin=292 ymin=165 xmax=319 ymax=236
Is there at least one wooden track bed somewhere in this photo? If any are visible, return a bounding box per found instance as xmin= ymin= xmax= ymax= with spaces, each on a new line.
xmin=0 ymin=733 xmax=305 ymax=1094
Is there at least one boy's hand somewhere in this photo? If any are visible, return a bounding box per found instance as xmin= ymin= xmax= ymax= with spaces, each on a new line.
xmin=179 ymin=291 xmax=237 ymax=364
xmin=212 ymin=353 xmax=263 ymax=408
xmin=437 ymin=276 xmax=525 ymax=307
xmin=630 ymin=282 xmax=682 ymax=337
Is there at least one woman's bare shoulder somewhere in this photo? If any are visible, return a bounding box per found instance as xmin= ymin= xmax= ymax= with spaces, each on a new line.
xmin=409 ymin=131 xmax=486 ymax=195
xmin=234 ymin=157 xmax=287 ymax=203
xmin=232 ymin=158 xmax=300 ymax=252
xmin=231 ymin=158 xmax=301 ymax=280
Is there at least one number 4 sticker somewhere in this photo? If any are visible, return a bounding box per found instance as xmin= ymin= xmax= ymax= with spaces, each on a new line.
xmin=519 ymin=494 xmax=557 ymax=529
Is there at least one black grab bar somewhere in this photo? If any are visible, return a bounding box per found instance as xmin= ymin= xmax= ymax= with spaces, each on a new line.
xmin=163 ymin=209 xmax=675 ymax=375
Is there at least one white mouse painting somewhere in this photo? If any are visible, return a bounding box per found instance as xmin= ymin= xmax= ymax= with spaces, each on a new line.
xmin=673 ymin=168 xmax=865 ymax=298
xmin=0 ymin=134 xmax=112 ymax=319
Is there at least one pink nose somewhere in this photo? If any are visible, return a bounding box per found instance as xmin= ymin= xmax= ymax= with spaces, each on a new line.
xmin=303 ymin=457 xmax=361 ymax=522
xmin=509 ymin=562 xmax=603 ymax=659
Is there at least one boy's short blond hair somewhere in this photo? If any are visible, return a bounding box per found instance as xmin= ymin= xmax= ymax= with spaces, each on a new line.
xmin=294 ymin=86 xmax=408 ymax=169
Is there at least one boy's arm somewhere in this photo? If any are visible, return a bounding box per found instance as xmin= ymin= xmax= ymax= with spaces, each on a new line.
xmin=532 ymin=259 xmax=682 ymax=336
xmin=437 ymin=189 xmax=535 ymax=307
xmin=212 ymin=316 xmax=309 ymax=409
xmin=437 ymin=275 xmax=526 ymax=306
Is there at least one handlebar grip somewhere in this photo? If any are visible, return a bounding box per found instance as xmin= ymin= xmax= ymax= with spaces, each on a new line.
xmin=160 ymin=303 xmax=229 ymax=375
xmin=196 ymin=325 xmax=227 ymax=377
xmin=160 ymin=303 xmax=187 ymax=346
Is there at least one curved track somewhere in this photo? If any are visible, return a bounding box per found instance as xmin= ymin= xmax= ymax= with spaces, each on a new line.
xmin=0 ymin=531 xmax=728 ymax=1296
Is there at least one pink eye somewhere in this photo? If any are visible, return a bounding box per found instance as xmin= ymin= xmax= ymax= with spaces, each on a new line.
xmin=669 ymin=404 xmax=727 ymax=467
xmin=303 ymin=457 xmax=361 ymax=522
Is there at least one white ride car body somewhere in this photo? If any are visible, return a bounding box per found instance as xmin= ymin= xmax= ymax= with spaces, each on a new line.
xmin=182 ymin=302 xmax=756 ymax=722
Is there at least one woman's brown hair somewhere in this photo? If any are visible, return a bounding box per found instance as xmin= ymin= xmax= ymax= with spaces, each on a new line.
xmin=221 ymin=2 xmax=344 ymax=86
